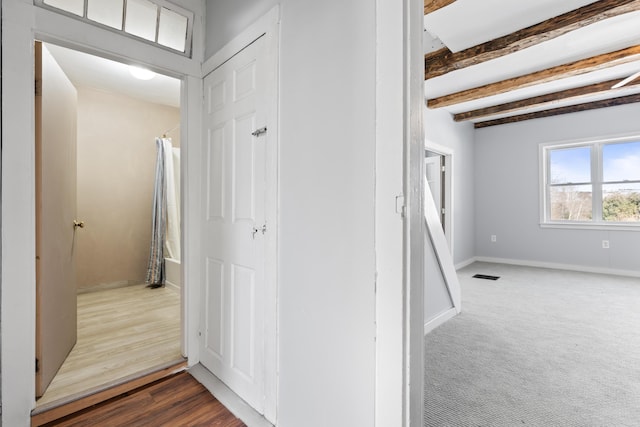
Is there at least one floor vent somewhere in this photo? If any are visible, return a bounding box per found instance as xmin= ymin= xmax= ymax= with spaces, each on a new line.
xmin=473 ymin=274 xmax=500 ymax=281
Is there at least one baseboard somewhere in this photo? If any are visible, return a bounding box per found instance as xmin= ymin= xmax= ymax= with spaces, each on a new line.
xmin=475 ymin=256 xmax=640 ymax=278
xmin=455 ymin=257 xmax=476 ymax=270
xmin=165 ymin=280 xmax=180 ymax=293
xmin=77 ymin=280 xmax=140 ymax=294
xmin=424 ymin=307 xmax=458 ymax=335
xmin=189 ymin=364 xmax=274 ymax=427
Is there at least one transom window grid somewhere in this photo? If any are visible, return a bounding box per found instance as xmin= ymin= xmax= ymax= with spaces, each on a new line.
xmin=541 ymin=138 xmax=640 ymax=227
xmin=36 ymin=0 xmax=193 ymax=57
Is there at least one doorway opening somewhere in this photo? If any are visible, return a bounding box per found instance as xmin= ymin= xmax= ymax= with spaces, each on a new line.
xmin=34 ymin=41 xmax=185 ymax=409
xmin=425 ymin=144 xmax=453 ymax=252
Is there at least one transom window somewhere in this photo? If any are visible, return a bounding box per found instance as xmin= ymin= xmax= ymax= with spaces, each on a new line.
xmin=36 ymin=0 xmax=193 ymax=56
xmin=541 ymin=137 xmax=640 ymax=227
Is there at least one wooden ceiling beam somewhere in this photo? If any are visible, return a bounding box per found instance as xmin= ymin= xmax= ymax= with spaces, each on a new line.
xmin=474 ymin=93 xmax=640 ymax=128
xmin=454 ymin=78 xmax=640 ymax=122
xmin=427 ymin=44 xmax=640 ymax=108
xmin=424 ymin=0 xmax=456 ymax=15
xmin=425 ymin=0 xmax=640 ymax=80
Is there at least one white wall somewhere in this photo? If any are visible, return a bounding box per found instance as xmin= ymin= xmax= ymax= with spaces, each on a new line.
xmin=206 ymin=2 xmax=376 ymax=426
xmin=423 ymin=107 xmax=475 ymax=266
xmin=475 ymin=103 xmax=640 ymax=274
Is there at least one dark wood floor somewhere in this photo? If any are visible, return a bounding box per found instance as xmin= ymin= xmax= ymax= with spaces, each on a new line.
xmin=43 ymin=372 xmax=246 ymax=427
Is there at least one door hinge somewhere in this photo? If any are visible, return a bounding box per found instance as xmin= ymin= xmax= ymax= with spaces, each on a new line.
xmin=441 ymin=165 xmax=446 ymax=172
xmin=395 ymin=195 xmax=406 ymax=218
xmin=35 ymin=79 xmax=42 ymax=96
xmin=36 ymin=358 xmax=40 ymax=373
xmin=251 ymin=126 xmax=268 ymax=137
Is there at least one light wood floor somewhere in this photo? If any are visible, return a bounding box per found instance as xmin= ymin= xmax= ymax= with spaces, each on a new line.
xmin=36 ymin=284 xmax=182 ymax=408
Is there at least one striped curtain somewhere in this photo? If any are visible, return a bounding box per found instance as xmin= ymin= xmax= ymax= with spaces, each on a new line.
xmin=146 ymin=138 xmax=167 ymax=287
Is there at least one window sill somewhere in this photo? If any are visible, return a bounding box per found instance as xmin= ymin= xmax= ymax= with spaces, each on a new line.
xmin=540 ymin=222 xmax=640 ymax=231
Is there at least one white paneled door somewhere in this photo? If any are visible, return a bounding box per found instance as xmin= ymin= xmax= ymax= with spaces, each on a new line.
xmin=201 ymin=36 xmax=269 ymax=414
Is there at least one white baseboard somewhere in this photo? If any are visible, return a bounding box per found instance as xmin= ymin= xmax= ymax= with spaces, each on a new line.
xmin=165 ymin=280 xmax=180 ymax=293
xmin=188 ymin=364 xmax=274 ymax=427
xmin=77 ymin=280 xmax=140 ymax=294
xmin=475 ymin=256 xmax=640 ymax=278
xmin=424 ymin=307 xmax=458 ymax=335
xmin=455 ymin=257 xmax=476 ymax=270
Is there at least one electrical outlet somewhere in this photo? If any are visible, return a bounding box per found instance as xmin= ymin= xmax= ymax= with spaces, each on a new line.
xmin=602 ymin=240 xmax=610 ymax=249
xmin=491 ymin=235 xmax=497 ymax=243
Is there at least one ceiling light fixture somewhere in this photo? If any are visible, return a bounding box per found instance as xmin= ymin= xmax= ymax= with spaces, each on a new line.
xmin=612 ymin=70 xmax=640 ymax=89
xmin=129 ymin=66 xmax=156 ymax=80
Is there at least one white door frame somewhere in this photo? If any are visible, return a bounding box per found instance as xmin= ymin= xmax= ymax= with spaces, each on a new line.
xmin=200 ymin=7 xmax=280 ymax=423
xmin=1 ymin=2 xmax=204 ymax=425
xmin=406 ymin=0 xmax=426 ymax=425
xmin=425 ymin=140 xmax=454 ymax=254
xmin=375 ymin=0 xmax=424 ymax=425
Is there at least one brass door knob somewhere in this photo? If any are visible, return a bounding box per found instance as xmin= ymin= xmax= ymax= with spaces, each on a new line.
xmin=73 ymin=220 xmax=85 ymax=229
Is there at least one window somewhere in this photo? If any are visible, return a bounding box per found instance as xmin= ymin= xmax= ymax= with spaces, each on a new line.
xmin=542 ymin=137 xmax=640 ymax=227
xmin=37 ymin=0 xmax=193 ymax=56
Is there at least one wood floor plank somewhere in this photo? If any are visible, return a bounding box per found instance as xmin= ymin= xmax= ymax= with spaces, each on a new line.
xmin=45 ymin=372 xmax=246 ymax=427
xmin=32 ymin=362 xmax=187 ymax=425
xmin=37 ymin=284 xmax=182 ymax=407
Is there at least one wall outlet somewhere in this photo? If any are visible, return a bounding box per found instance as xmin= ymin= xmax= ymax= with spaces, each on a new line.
xmin=602 ymin=240 xmax=610 ymax=249
xmin=491 ymin=235 xmax=497 ymax=243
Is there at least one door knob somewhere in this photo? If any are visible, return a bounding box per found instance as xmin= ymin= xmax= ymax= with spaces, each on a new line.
xmin=252 ymin=224 xmax=267 ymax=239
xmin=73 ymin=220 xmax=85 ymax=229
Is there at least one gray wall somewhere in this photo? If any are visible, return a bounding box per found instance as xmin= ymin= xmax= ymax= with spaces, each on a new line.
xmin=422 ymin=107 xmax=473 ymax=326
xmin=475 ymin=103 xmax=640 ymax=273
xmin=424 ymin=107 xmax=476 ymax=266
xmin=206 ymin=2 xmax=376 ymax=426
xmin=205 ymin=0 xmax=276 ymax=58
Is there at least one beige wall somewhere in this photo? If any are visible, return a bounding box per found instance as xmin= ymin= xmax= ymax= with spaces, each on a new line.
xmin=76 ymin=87 xmax=180 ymax=289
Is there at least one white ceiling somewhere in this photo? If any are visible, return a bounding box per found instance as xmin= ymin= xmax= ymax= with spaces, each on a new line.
xmin=45 ymin=43 xmax=181 ymax=108
xmin=423 ymin=1 xmax=640 ymax=124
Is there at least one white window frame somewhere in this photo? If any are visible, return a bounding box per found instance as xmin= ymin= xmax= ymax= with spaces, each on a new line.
xmin=539 ymin=134 xmax=640 ymax=231
xmin=34 ymin=0 xmax=194 ymax=57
